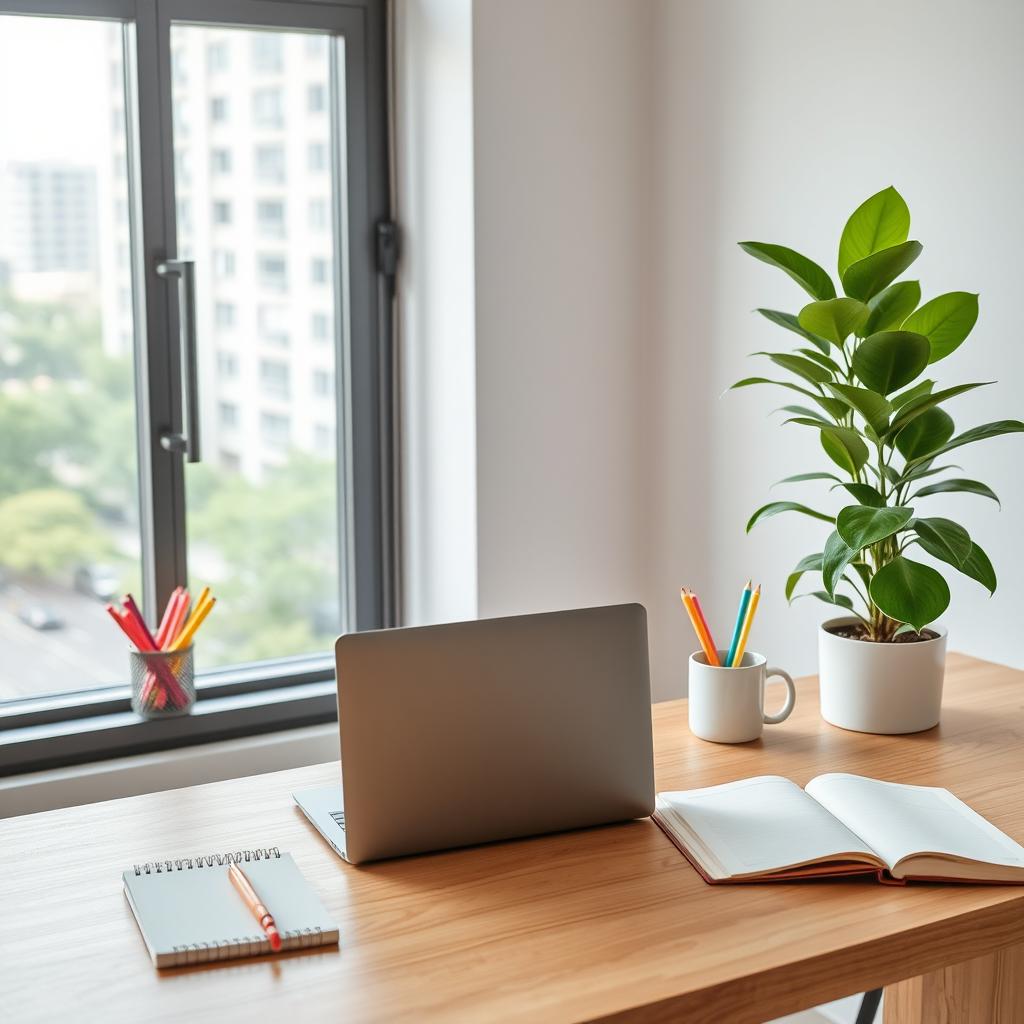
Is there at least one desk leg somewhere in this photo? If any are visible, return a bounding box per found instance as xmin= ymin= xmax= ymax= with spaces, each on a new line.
xmin=884 ymin=943 xmax=1024 ymax=1023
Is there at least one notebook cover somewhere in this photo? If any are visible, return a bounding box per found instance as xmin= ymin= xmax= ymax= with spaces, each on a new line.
xmin=123 ymin=850 xmax=340 ymax=967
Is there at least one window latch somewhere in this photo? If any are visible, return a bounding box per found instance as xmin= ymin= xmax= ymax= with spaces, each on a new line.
xmin=376 ymin=221 xmax=399 ymax=278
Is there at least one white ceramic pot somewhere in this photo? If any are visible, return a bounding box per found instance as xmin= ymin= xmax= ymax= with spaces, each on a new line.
xmin=818 ymin=617 xmax=947 ymax=734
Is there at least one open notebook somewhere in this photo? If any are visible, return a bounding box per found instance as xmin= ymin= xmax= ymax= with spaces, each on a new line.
xmin=123 ymin=848 xmax=339 ymax=967
xmin=653 ymin=774 xmax=1024 ymax=885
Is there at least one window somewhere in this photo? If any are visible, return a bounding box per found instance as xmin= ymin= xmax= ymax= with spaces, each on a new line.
xmin=257 ymin=253 xmax=287 ymax=290
xmin=257 ymin=199 xmax=286 ymax=237
xmin=217 ymin=351 xmax=239 ymax=379
xmin=308 ymin=198 xmax=328 ymax=230
xmin=312 ymin=369 xmax=333 ymax=397
xmin=213 ymin=249 xmax=236 ymax=277
xmin=260 ymin=411 xmax=291 ymax=448
xmin=218 ymin=402 xmax=240 ymax=429
xmin=252 ymin=87 xmax=283 ymax=127
xmin=0 ymin=5 xmax=390 ymax=778
xmin=308 ymin=142 xmax=327 ymax=172
xmin=258 ymin=304 xmax=289 ymax=347
xmin=260 ymin=359 xmax=290 ymax=399
xmin=311 ymin=312 xmax=330 ymax=340
xmin=254 ymin=144 xmax=285 ymax=183
xmin=310 ymin=257 xmax=328 ymax=284
xmin=207 ymin=41 xmax=229 ymax=72
xmin=251 ymin=33 xmax=283 ymax=72
xmin=214 ymin=302 xmax=236 ymax=328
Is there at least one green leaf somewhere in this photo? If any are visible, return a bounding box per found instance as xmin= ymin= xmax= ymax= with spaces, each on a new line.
xmin=820 ymin=426 xmax=870 ymax=474
xmin=784 ymin=416 xmax=836 ymax=429
xmin=794 ymin=591 xmax=856 ymax=612
xmin=728 ymin=378 xmax=846 ymax=420
xmin=746 ymin=501 xmax=835 ymax=533
xmin=905 ymin=420 xmax=1024 ymax=468
xmin=797 ymin=349 xmax=845 ymax=375
xmin=798 ymin=298 xmax=870 ymax=346
xmin=891 ymin=379 xmax=934 ymax=410
xmin=842 ymin=241 xmax=923 ymax=302
xmin=896 ymin=461 xmax=961 ymax=486
xmin=895 ymin=408 xmax=955 ymax=462
xmin=756 ymin=309 xmax=831 ymax=354
xmin=903 ymin=292 xmax=979 ymax=364
xmin=851 ymin=331 xmax=930 ymax=395
xmin=776 ymin=404 xmax=830 ymax=420
xmin=886 ymin=382 xmax=992 ymax=437
xmin=825 ymin=383 xmax=891 ymax=435
xmin=913 ymin=478 xmax=1000 ymax=506
xmin=893 ymin=623 xmax=921 ymax=638
xmin=774 ymin=472 xmax=842 ymax=487
xmin=833 ymin=482 xmax=886 ymax=507
xmin=838 ymin=187 xmax=911 ymax=277
xmin=836 ymin=504 xmax=914 ymax=550
xmin=822 ymin=530 xmax=857 ymax=595
xmin=869 ymin=556 xmax=950 ymax=630
xmin=864 ymin=280 xmax=921 ymax=335
xmin=739 ymin=242 xmax=836 ymax=301
xmin=913 ymin=517 xmax=972 ymax=568
xmin=786 ymin=552 xmax=823 ymax=602
xmin=754 ymin=352 xmax=833 ymax=385
xmin=960 ymin=541 xmax=997 ymax=595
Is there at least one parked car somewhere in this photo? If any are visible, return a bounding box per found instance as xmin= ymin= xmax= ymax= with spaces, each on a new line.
xmin=73 ymin=564 xmax=120 ymax=602
xmin=18 ymin=604 xmax=64 ymax=631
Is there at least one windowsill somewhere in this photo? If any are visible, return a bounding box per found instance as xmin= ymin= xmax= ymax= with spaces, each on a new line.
xmin=0 ymin=658 xmax=338 ymax=776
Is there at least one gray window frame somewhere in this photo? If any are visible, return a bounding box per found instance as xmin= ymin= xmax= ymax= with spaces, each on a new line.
xmin=0 ymin=0 xmax=394 ymax=776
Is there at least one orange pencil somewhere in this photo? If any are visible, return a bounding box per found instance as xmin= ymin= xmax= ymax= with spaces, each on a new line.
xmin=680 ymin=588 xmax=720 ymax=666
xmin=229 ymin=862 xmax=282 ymax=951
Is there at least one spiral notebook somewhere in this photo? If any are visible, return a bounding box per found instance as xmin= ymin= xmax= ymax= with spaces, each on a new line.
xmin=123 ymin=847 xmax=340 ymax=968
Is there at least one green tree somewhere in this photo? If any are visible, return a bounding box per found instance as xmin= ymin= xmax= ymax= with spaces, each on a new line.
xmin=0 ymin=488 xmax=112 ymax=576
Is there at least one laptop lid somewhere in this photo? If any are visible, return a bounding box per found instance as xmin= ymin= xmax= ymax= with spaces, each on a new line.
xmin=336 ymin=603 xmax=654 ymax=864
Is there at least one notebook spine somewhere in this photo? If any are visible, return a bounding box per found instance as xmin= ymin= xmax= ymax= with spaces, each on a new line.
xmin=133 ymin=846 xmax=281 ymax=875
xmin=165 ymin=926 xmax=329 ymax=967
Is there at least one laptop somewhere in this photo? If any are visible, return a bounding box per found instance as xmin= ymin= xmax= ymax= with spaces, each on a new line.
xmin=293 ymin=604 xmax=655 ymax=864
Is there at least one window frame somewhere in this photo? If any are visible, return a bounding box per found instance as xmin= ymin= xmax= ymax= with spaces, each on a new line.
xmin=0 ymin=0 xmax=394 ymax=777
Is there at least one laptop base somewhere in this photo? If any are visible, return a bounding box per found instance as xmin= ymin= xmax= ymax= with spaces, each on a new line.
xmin=293 ymin=785 xmax=347 ymax=861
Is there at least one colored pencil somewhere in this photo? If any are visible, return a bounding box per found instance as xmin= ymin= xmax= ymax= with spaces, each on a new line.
xmin=688 ymin=589 xmax=720 ymax=666
xmin=170 ymin=595 xmax=216 ymax=651
xmin=725 ymin=580 xmax=753 ymax=668
xmin=154 ymin=587 xmax=183 ymax=649
xmin=680 ymin=588 xmax=720 ymax=666
xmin=730 ymin=583 xmax=761 ymax=668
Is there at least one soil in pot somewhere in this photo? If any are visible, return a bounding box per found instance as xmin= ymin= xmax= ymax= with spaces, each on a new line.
xmin=825 ymin=623 xmax=940 ymax=644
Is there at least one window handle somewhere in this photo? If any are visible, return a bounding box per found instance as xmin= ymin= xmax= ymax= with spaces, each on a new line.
xmin=155 ymin=258 xmax=201 ymax=463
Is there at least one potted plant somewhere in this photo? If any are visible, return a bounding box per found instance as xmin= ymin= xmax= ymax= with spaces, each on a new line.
xmin=735 ymin=186 xmax=1022 ymax=734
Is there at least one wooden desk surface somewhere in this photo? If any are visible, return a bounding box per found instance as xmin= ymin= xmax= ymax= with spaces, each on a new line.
xmin=4 ymin=653 xmax=1024 ymax=1023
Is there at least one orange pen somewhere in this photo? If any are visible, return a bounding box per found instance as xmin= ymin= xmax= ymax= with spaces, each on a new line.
xmin=229 ymin=862 xmax=282 ymax=951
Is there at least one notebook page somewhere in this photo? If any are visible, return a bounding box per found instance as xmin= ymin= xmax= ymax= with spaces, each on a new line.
xmin=806 ymin=774 xmax=1024 ymax=873
xmin=124 ymin=853 xmax=339 ymax=964
xmin=657 ymin=776 xmax=878 ymax=877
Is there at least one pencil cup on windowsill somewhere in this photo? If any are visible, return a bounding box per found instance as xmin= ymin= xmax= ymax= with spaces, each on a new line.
xmin=130 ymin=646 xmax=196 ymax=719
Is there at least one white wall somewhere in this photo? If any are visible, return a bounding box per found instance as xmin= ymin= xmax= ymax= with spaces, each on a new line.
xmin=650 ymin=0 xmax=1024 ymax=686
xmin=396 ymin=0 xmax=478 ymax=626
xmin=472 ymin=0 xmax=657 ymax=626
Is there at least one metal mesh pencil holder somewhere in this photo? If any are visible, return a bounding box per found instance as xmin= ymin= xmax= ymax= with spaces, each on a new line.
xmin=130 ymin=646 xmax=196 ymax=719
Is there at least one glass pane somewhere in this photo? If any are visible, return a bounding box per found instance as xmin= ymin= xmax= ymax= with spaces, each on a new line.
xmin=170 ymin=26 xmax=343 ymax=669
xmin=0 ymin=17 xmax=142 ymax=701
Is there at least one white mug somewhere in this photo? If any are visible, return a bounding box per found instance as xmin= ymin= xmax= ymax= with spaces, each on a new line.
xmin=688 ymin=650 xmax=796 ymax=743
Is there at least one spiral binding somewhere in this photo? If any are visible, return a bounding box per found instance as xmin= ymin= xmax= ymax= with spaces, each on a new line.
xmin=169 ymin=926 xmax=325 ymax=963
xmin=133 ymin=846 xmax=281 ymax=875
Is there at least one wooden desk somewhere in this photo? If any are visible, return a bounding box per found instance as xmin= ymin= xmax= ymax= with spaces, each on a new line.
xmin=4 ymin=652 xmax=1024 ymax=1023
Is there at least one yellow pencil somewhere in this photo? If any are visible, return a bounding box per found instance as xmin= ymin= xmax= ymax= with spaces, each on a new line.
xmin=170 ymin=595 xmax=216 ymax=651
xmin=730 ymin=583 xmax=761 ymax=667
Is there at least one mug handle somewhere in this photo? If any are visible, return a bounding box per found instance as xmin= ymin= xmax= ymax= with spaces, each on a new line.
xmin=763 ymin=667 xmax=796 ymax=725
